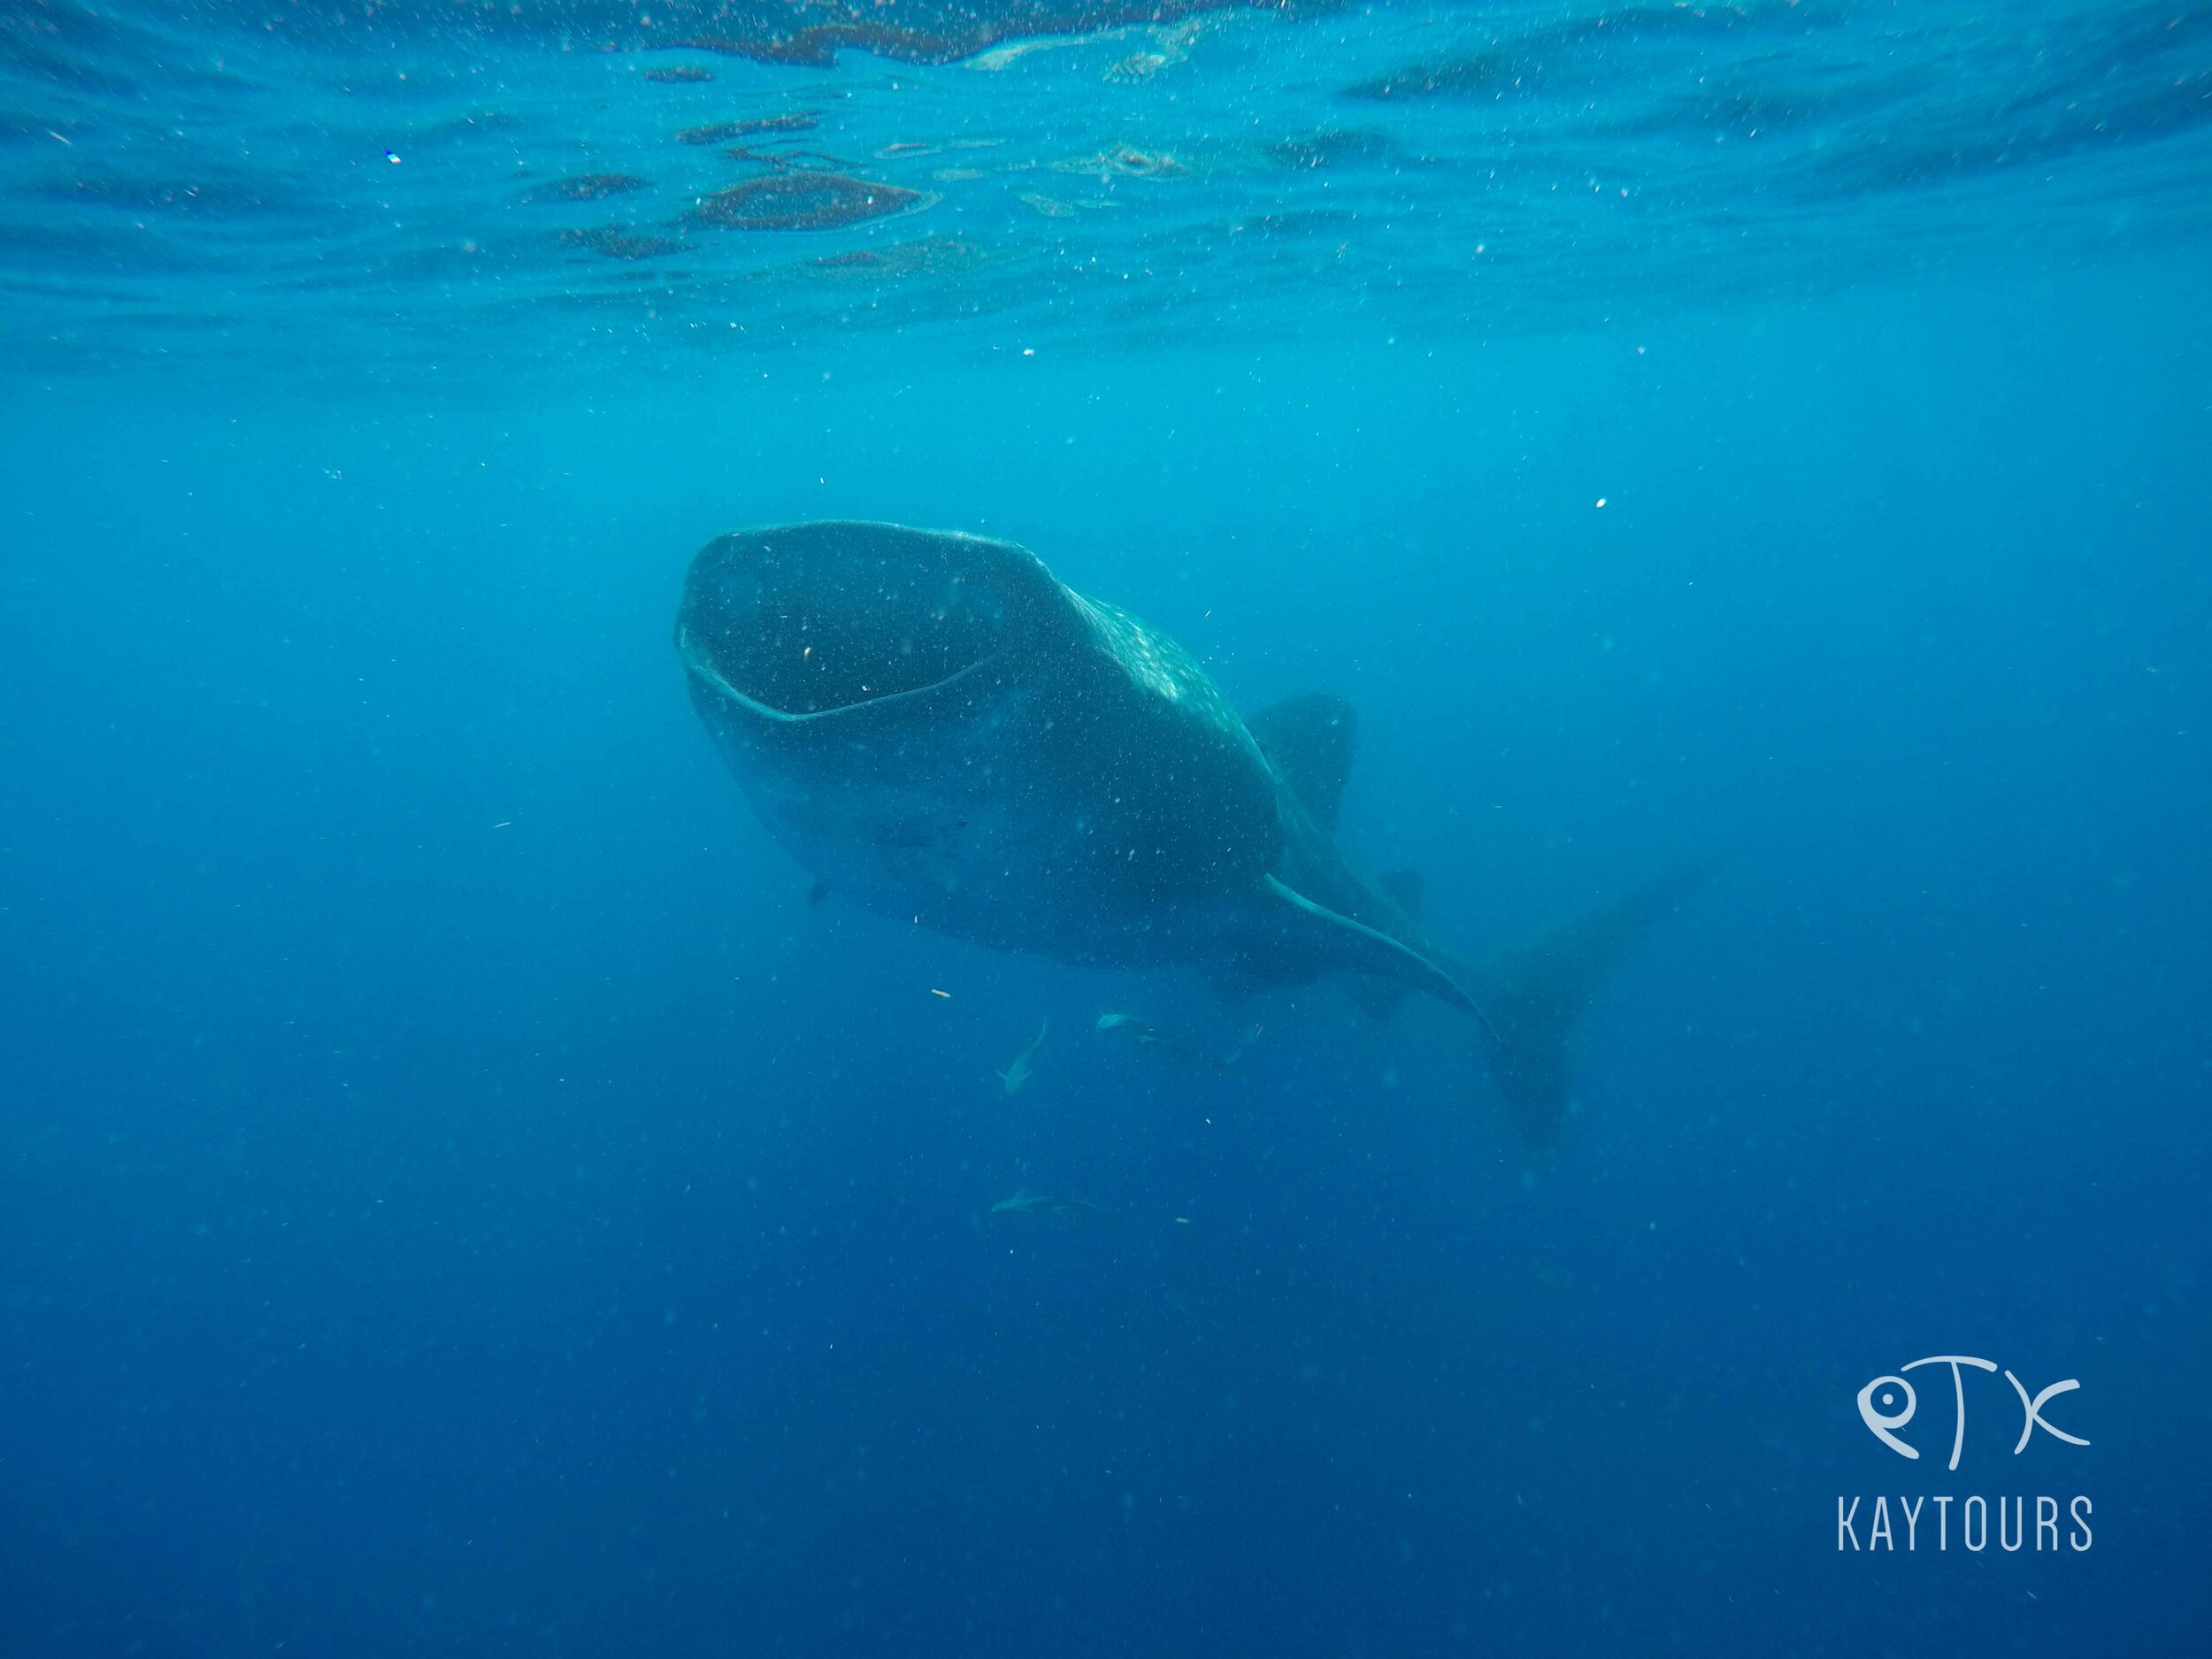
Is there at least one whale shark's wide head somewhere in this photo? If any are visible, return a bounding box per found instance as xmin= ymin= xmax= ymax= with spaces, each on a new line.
xmin=675 ymin=521 xmax=1283 ymax=957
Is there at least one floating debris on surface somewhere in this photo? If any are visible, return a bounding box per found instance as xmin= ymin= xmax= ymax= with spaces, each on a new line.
xmin=1265 ymin=129 xmax=1394 ymax=170
xmin=1110 ymin=145 xmax=1187 ymax=176
xmin=526 ymin=173 xmax=651 ymax=204
xmin=641 ymin=65 xmax=714 ymax=83
xmin=1341 ymin=55 xmax=1514 ymax=102
xmin=969 ymin=38 xmax=1052 ymax=72
xmin=723 ymin=144 xmax=855 ymax=173
xmin=1132 ymin=17 xmax=1207 ymax=76
xmin=557 ymin=225 xmax=682 ymax=259
xmin=799 ymin=236 xmax=992 ymax=278
xmin=1104 ymin=51 xmax=1168 ymax=81
xmin=740 ymin=112 xmax=823 ymax=134
xmin=677 ymin=114 xmax=819 ymax=144
xmin=687 ymin=172 xmax=933 ymax=231
xmin=1019 ymin=190 xmax=1076 ymax=219
xmin=972 ymin=15 xmax=1206 ymax=78
xmin=1055 ymin=144 xmax=1187 ymax=179
xmin=36 ymin=174 xmax=283 ymax=215
xmin=677 ymin=23 xmax=980 ymax=70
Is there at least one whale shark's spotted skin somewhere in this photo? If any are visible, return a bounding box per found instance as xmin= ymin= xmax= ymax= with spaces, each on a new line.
xmin=678 ymin=520 xmax=1718 ymax=1145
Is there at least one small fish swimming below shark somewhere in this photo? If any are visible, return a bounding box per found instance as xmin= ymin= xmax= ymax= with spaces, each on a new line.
xmin=676 ymin=519 xmax=1725 ymax=1147
xmin=997 ymin=1018 xmax=1049 ymax=1095
xmin=1095 ymin=1011 xmax=1254 ymax=1068
xmin=991 ymin=1187 xmax=1115 ymax=1216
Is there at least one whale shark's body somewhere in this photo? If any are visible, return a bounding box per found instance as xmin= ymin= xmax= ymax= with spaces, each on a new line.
xmin=676 ymin=520 xmax=1715 ymax=1145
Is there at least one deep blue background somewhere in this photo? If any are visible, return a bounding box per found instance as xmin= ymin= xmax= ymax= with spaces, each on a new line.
xmin=3 ymin=263 xmax=2208 ymax=1654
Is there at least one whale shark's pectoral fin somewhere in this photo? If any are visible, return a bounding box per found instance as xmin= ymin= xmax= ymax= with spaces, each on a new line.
xmin=1351 ymin=871 xmax=1425 ymax=1019
xmin=1249 ymin=876 xmax=1493 ymax=1035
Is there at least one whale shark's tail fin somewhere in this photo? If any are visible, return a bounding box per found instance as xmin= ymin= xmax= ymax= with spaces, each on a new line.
xmin=1469 ymin=853 xmax=1731 ymax=1148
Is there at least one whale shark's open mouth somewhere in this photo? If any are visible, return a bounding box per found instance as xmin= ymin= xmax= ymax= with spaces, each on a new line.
xmin=677 ymin=521 xmax=1018 ymax=719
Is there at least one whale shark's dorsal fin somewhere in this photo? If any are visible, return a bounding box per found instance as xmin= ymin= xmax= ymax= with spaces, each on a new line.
xmin=1248 ymin=694 xmax=1357 ymax=830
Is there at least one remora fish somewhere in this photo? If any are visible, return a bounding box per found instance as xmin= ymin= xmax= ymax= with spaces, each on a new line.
xmin=1095 ymin=1011 xmax=1251 ymax=1068
xmin=990 ymin=1188 xmax=1113 ymax=1216
xmin=675 ymin=520 xmax=1720 ymax=1146
xmin=997 ymin=1018 xmax=1049 ymax=1095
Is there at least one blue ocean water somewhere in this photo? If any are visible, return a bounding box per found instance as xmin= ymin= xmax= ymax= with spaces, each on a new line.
xmin=3 ymin=3 xmax=2208 ymax=1655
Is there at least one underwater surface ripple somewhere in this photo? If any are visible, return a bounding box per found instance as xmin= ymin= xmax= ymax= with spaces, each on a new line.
xmin=3 ymin=0 xmax=2208 ymax=378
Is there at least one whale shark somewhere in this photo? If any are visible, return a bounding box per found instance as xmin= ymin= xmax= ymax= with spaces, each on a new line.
xmin=675 ymin=519 xmax=1719 ymax=1147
